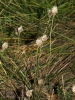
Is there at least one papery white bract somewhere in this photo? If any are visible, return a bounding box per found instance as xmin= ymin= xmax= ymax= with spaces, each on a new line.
xmin=18 ymin=26 xmax=23 ymax=34
xmin=15 ymin=29 xmax=18 ymax=35
xmin=26 ymin=90 xmax=33 ymax=98
xmin=2 ymin=42 xmax=8 ymax=50
xmin=0 ymin=61 xmax=2 ymax=65
xmin=48 ymin=9 xmax=52 ymax=17
xmin=15 ymin=26 xmax=23 ymax=35
xmin=72 ymin=85 xmax=75 ymax=93
xmin=38 ymin=79 xmax=44 ymax=85
xmin=52 ymin=6 xmax=58 ymax=16
xmin=36 ymin=38 xmax=43 ymax=47
xmin=18 ymin=26 xmax=23 ymax=33
xmin=41 ymin=34 xmax=48 ymax=42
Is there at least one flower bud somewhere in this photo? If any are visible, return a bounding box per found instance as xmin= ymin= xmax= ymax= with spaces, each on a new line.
xmin=2 ymin=42 xmax=8 ymax=50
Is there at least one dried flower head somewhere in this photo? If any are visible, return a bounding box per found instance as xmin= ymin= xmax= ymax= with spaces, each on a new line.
xmin=48 ymin=9 xmax=52 ymax=17
xmin=15 ymin=26 xmax=23 ymax=35
xmin=0 ymin=61 xmax=2 ymax=65
xmin=22 ymin=50 xmax=26 ymax=55
xmin=72 ymin=85 xmax=75 ymax=93
xmin=15 ymin=28 xmax=18 ymax=35
xmin=36 ymin=38 xmax=43 ymax=47
xmin=41 ymin=34 xmax=48 ymax=42
xmin=38 ymin=79 xmax=44 ymax=85
xmin=52 ymin=6 xmax=58 ymax=16
xmin=26 ymin=90 xmax=33 ymax=98
xmin=18 ymin=26 xmax=23 ymax=33
xmin=2 ymin=42 xmax=8 ymax=50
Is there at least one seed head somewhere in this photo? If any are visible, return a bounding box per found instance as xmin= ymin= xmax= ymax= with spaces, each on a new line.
xmin=15 ymin=28 xmax=18 ymax=35
xmin=38 ymin=79 xmax=44 ymax=85
xmin=72 ymin=85 xmax=75 ymax=93
xmin=0 ymin=61 xmax=2 ymax=65
xmin=41 ymin=34 xmax=48 ymax=42
xmin=2 ymin=42 xmax=8 ymax=50
xmin=52 ymin=6 xmax=58 ymax=15
xmin=36 ymin=38 xmax=43 ymax=47
xmin=15 ymin=26 xmax=23 ymax=35
xmin=18 ymin=26 xmax=23 ymax=33
xmin=26 ymin=90 xmax=33 ymax=98
xmin=48 ymin=9 xmax=52 ymax=17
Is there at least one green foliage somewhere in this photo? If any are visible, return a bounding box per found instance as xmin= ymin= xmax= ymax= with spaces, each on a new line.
xmin=0 ymin=0 xmax=75 ymax=100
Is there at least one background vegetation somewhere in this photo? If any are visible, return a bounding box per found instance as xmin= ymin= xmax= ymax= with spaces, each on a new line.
xmin=0 ymin=0 xmax=75 ymax=100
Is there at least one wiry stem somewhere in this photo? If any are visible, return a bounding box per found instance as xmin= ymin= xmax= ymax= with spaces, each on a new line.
xmin=62 ymin=75 xmax=66 ymax=100
xmin=49 ymin=15 xmax=54 ymax=58
xmin=18 ymin=33 xmax=20 ymax=49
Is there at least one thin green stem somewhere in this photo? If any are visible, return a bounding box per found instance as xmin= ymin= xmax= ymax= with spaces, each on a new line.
xmin=34 ymin=47 xmax=41 ymax=84
xmin=36 ymin=47 xmax=40 ymax=78
xmin=47 ymin=15 xmax=55 ymax=92
xmin=62 ymin=75 xmax=66 ymax=100
xmin=49 ymin=15 xmax=54 ymax=59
